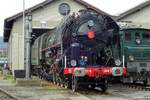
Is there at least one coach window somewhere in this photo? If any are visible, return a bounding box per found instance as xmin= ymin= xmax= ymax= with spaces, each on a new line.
xmin=125 ymin=32 xmax=131 ymax=41
xmin=143 ymin=33 xmax=150 ymax=41
xmin=135 ymin=32 xmax=141 ymax=44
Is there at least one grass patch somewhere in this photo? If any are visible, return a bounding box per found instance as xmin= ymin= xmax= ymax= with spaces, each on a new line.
xmin=46 ymin=87 xmax=67 ymax=92
xmin=42 ymin=82 xmax=67 ymax=92
xmin=0 ymin=70 xmax=14 ymax=81
xmin=3 ymin=74 xmax=14 ymax=80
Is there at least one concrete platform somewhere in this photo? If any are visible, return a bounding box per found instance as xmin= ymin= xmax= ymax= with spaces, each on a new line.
xmin=16 ymin=78 xmax=42 ymax=86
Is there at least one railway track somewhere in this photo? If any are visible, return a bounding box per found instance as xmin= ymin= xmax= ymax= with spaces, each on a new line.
xmin=122 ymin=83 xmax=150 ymax=91
xmin=41 ymin=80 xmax=110 ymax=94
xmin=0 ymin=88 xmax=18 ymax=100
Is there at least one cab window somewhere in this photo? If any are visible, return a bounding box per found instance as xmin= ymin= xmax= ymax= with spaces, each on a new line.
xmin=125 ymin=32 xmax=131 ymax=41
xmin=135 ymin=33 xmax=140 ymax=40
xmin=142 ymin=33 xmax=150 ymax=40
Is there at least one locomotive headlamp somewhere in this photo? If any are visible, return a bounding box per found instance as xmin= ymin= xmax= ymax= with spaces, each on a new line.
xmin=115 ymin=59 xmax=121 ymax=66
xmin=87 ymin=31 xmax=95 ymax=39
xmin=88 ymin=20 xmax=94 ymax=27
xmin=71 ymin=60 xmax=77 ymax=66
xmin=81 ymin=56 xmax=84 ymax=59
xmin=136 ymin=38 xmax=141 ymax=44
xmin=129 ymin=55 xmax=134 ymax=61
xmin=85 ymin=56 xmax=88 ymax=61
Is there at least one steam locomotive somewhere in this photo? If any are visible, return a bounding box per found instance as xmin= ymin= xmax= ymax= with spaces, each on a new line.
xmin=31 ymin=10 xmax=126 ymax=92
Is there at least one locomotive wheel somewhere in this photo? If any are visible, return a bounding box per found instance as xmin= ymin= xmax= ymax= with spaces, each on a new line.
xmin=56 ymin=81 xmax=60 ymax=86
xmin=147 ymin=78 xmax=150 ymax=85
xmin=101 ymin=79 xmax=108 ymax=92
xmin=60 ymin=83 xmax=64 ymax=87
xmin=56 ymin=77 xmax=62 ymax=86
xmin=122 ymin=77 xmax=127 ymax=84
xmin=64 ymin=83 xmax=68 ymax=89
xmin=143 ymin=79 xmax=148 ymax=86
xmin=101 ymin=85 xmax=108 ymax=92
xmin=64 ymin=82 xmax=71 ymax=89
xmin=88 ymin=85 xmax=95 ymax=90
xmin=72 ymin=76 xmax=79 ymax=92
xmin=52 ymin=73 xmax=56 ymax=84
xmin=129 ymin=77 xmax=134 ymax=83
xmin=133 ymin=80 xmax=136 ymax=84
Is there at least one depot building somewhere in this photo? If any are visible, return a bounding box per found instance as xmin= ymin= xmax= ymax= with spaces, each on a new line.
xmin=117 ymin=0 xmax=150 ymax=28
xmin=3 ymin=0 xmax=108 ymax=74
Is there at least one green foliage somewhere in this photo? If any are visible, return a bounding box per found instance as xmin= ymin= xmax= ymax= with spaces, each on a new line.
xmin=3 ymin=74 xmax=13 ymax=80
xmin=0 ymin=67 xmax=2 ymax=71
xmin=2 ymin=70 xmax=13 ymax=80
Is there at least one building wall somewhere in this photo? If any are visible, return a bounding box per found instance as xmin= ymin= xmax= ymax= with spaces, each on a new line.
xmin=118 ymin=5 xmax=150 ymax=29
xmin=8 ymin=0 xmax=86 ymax=73
xmin=8 ymin=35 xmax=12 ymax=70
xmin=32 ymin=0 xmax=85 ymax=28
xmin=0 ymin=49 xmax=7 ymax=58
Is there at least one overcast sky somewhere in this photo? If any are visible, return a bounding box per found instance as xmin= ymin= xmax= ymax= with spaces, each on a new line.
xmin=0 ymin=0 xmax=148 ymax=36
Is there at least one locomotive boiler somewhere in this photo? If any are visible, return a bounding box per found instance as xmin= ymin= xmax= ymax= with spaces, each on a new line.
xmin=31 ymin=9 xmax=126 ymax=92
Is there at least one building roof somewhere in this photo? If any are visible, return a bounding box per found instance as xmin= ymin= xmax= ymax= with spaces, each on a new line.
xmin=120 ymin=28 xmax=150 ymax=31
xmin=3 ymin=0 xmax=110 ymax=42
xmin=117 ymin=0 xmax=150 ymax=21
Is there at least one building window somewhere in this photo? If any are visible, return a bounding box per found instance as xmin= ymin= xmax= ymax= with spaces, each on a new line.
xmin=125 ymin=32 xmax=131 ymax=41
xmin=40 ymin=21 xmax=47 ymax=28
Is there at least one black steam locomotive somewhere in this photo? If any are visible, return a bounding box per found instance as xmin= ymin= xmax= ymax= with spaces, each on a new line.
xmin=31 ymin=10 xmax=126 ymax=92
